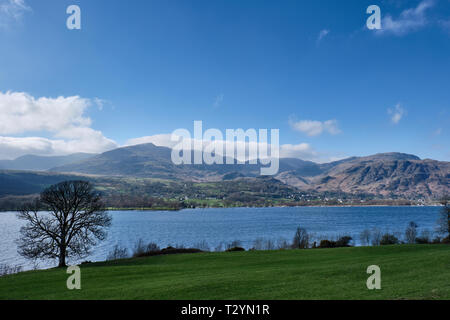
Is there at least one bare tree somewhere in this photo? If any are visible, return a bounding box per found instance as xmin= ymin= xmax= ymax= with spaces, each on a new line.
xmin=292 ymin=227 xmax=309 ymax=249
xmin=106 ymin=245 xmax=129 ymax=261
xmin=264 ymin=239 xmax=276 ymax=250
xmin=276 ymin=238 xmax=290 ymax=250
xmin=371 ymin=228 xmax=382 ymax=246
xmin=214 ymin=242 xmax=224 ymax=252
xmin=437 ymin=197 xmax=450 ymax=239
xmin=17 ymin=181 xmax=112 ymax=268
xmin=252 ymin=238 xmax=265 ymax=251
xmin=405 ymin=221 xmax=418 ymax=244
xmin=359 ymin=229 xmax=371 ymax=246
xmin=193 ymin=240 xmax=210 ymax=252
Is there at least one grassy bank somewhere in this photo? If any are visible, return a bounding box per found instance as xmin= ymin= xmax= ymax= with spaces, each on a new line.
xmin=0 ymin=245 xmax=448 ymax=300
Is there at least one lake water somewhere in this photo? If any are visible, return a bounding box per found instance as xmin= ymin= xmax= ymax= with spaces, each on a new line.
xmin=0 ymin=206 xmax=443 ymax=270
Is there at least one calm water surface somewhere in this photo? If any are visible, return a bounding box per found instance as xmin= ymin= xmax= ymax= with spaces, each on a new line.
xmin=0 ymin=206 xmax=442 ymax=269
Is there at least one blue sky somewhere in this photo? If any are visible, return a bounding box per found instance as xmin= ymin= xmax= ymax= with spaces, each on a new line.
xmin=0 ymin=0 xmax=449 ymax=162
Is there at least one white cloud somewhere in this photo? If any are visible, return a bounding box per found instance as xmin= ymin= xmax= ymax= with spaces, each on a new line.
xmin=0 ymin=134 xmax=116 ymax=160
xmin=0 ymin=0 xmax=30 ymax=28
xmin=388 ymin=104 xmax=406 ymax=124
xmin=93 ymin=97 xmax=106 ymax=111
xmin=126 ymin=134 xmax=176 ymax=149
xmin=379 ymin=0 xmax=435 ymax=36
xmin=0 ymin=91 xmax=117 ymax=159
xmin=317 ymin=29 xmax=330 ymax=42
xmin=289 ymin=119 xmax=341 ymax=137
xmin=279 ymin=143 xmax=319 ymax=161
xmin=0 ymin=91 xmax=94 ymax=135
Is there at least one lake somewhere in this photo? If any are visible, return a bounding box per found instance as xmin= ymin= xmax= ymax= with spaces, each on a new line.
xmin=0 ymin=206 xmax=442 ymax=270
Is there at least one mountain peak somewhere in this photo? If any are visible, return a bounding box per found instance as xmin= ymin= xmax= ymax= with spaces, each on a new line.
xmin=360 ymin=153 xmax=421 ymax=162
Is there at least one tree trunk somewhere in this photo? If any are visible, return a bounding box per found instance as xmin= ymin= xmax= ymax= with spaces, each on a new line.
xmin=58 ymin=246 xmax=67 ymax=268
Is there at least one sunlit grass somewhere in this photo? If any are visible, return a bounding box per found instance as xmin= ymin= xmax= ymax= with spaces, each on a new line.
xmin=0 ymin=245 xmax=448 ymax=300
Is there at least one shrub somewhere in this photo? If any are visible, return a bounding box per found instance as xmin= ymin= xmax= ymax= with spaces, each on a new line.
xmin=415 ymin=230 xmax=432 ymax=244
xmin=134 ymin=246 xmax=203 ymax=258
xmin=147 ymin=242 xmax=161 ymax=252
xmin=107 ymin=245 xmax=129 ymax=261
xmin=226 ymin=240 xmax=242 ymax=250
xmin=226 ymin=247 xmax=245 ymax=252
xmin=432 ymin=237 xmax=442 ymax=244
xmin=132 ymin=239 xmax=147 ymax=257
xmin=318 ymin=236 xmax=352 ymax=248
xmin=193 ymin=240 xmax=210 ymax=252
xmin=159 ymin=247 xmax=202 ymax=255
xmin=336 ymin=236 xmax=353 ymax=247
xmin=132 ymin=239 xmax=160 ymax=257
xmin=415 ymin=237 xmax=429 ymax=244
xmin=319 ymin=240 xmax=336 ymax=248
xmin=380 ymin=233 xmax=399 ymax=245
xmin=0 ymin=264 xmax=22 ymax=277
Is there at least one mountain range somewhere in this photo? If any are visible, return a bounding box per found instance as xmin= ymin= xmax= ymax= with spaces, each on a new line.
xmin=47 ymin=143 xmax=449 ymax=199
xmin=0 ymin=143 xmax=448 ymax=200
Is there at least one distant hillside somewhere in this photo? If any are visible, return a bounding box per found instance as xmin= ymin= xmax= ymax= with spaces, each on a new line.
xmin=0 ymin=171 xmax=327 ymax=211
xmin=51 ymin=144 xmax=325 ymax=179
xmin=278 ymin=154 xmax=449 ymax=199
xmin=0 ymin=170 xmax=93 ymax=196
xmin=51 ymin=144 xmax=175 ymax=177
xmin=49 ymin=144 xmax=449 ymax=199
xmin=0 ymin=153 xmax=95 ymax=171
xmin=51 ymin=143 xmax=260 ymax=180
xmin=314 ymin=158 xmax=449 ymax=199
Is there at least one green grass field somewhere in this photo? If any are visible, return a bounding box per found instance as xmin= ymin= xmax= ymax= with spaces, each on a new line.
xmin=0 ymin=245 xmax=448 ymax=300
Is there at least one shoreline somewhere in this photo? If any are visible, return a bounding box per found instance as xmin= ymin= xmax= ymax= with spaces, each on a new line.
xmin=1 ymin=203 xmax=442 ymax=213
